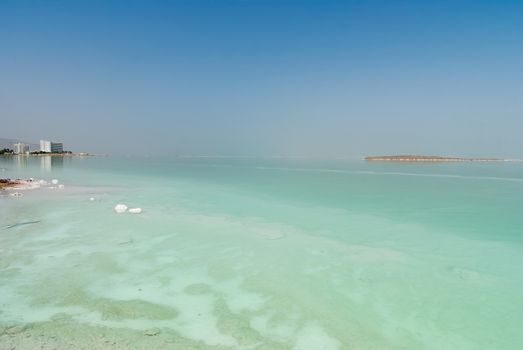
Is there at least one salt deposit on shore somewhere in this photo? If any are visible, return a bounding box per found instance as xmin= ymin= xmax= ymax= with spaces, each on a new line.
xmin=1 ymin=178 xmax=40 ymax=191
xmin=0 ymin=178 xmax=65 ymax=192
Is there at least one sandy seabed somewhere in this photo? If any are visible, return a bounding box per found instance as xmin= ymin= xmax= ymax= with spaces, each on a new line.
xmin=0 ymin=319 xmax=280 ymax=350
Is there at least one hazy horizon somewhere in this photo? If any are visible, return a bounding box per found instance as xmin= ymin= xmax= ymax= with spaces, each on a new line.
xmin=2 ymin=0 xmax=522 ymax=157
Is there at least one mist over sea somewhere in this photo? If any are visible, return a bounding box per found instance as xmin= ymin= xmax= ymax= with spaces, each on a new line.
xmin=1 ymin=156 xmax=522 ymax=349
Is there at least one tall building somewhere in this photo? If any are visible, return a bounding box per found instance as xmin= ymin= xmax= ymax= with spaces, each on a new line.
xmin=40 ymin=139 xmax=65 ymax=153
xmin=40 ymin=140 xmax=51 ymax=152
xmin=51 ymin=142 xmax=63 ymax=153
xmin=13 ymin=142 xmax=29 ymax=154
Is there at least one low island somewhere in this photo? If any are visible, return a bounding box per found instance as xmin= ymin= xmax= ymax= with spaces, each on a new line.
xmin=364 ymin=155 xmax=502 ymax=162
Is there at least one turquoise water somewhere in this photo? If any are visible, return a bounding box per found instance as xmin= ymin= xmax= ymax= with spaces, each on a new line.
xmin=1 ymin=156 xmax=523 ymax=349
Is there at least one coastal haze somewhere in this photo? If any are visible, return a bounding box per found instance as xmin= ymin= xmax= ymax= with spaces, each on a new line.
xmin=1 ymin=0 xmax=523 ymax=157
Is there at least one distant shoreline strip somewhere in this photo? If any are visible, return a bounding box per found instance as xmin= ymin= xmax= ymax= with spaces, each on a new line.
xmin=364 ymin=155 xmax=502 ymax=162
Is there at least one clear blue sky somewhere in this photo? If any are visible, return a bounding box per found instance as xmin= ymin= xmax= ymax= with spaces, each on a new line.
xmin=1 ymin=0 xmax=522 ymax=156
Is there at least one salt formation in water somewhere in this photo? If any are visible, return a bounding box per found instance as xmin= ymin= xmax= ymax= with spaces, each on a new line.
xmin=128 ymin=208 xmax=142 ymax=214
xmin=51 ymin=179 xmax=59 ymax=185
xmin=114 ymin=204 xmax=128 ymax=213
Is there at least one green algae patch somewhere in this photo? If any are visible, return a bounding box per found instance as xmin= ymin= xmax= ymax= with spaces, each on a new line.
xmin=89 ymin=252 xmax=127 ymax=274
xmin=0 ymin=267 xmax=20 ymax=278
xmin=213 ymin=297 xmax=290 ymax=349
xmin=92 ymin=298 xmax=179 ymax=321
xmin=60 ymin=289 xmax=178 ymax=321
xmin=184 ymin=283 xmax=212 ymax=295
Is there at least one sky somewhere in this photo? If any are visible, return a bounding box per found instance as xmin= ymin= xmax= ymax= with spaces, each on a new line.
xmin=1 ymin=0 xmax=522 ymax=157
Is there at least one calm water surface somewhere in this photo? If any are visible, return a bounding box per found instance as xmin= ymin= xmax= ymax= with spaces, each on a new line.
xmin=1 ymin=156 xmax=522 ymax=349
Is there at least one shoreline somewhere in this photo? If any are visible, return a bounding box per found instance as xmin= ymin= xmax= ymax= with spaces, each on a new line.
xmin=1 ymin=178 xmax=62 ymax=192
xmin=0 ymin=153 xmax=93 ymax=157
xmin=0 ymin=179 xmax=31 ymax=190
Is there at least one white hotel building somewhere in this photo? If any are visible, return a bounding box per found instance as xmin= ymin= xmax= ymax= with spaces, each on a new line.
xmin=40 ymin=140 xmax=64 ymax=153
xmin=40 ymin=140 xmax=51 ymax=152
xmin=14 ymin=142 xmax=29 ymax=154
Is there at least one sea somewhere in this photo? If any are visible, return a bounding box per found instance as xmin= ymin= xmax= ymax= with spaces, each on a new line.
xmin=1 ymin=155 xmax=522 ymax=349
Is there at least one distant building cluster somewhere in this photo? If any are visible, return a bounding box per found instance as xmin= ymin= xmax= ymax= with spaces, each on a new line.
xmin=6 ymin=139 xmax=66 ymax=155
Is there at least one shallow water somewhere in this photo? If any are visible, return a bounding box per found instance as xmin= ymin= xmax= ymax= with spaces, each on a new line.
xmin=1 ymin=156 xmax=523 ymax=349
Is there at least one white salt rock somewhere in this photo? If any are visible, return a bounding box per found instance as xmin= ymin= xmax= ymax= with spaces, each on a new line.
xmin=58 ymin=184 xmax=65 ymax=189
xmin=114 ymin=204 xmax=128 ymax=213
xmin=51 ymin=179 xmax=59 ymax=185
xmin=128 ymin=208 xmax=142 ymax=214
xmin=10 ymin=192 xmax=23 ymax=197
xmin=39 ymin=180 xmax=48 ymax=185
xmin=89 ymin=197 xmax=95 ymax=201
